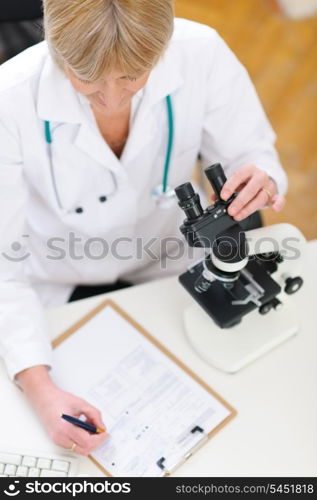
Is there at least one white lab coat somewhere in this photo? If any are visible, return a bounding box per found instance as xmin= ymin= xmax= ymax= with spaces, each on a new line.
xmin=0 ymin=19 xmax=287 ymax=380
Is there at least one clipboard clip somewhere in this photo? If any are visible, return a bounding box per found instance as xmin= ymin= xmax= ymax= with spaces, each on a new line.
xmin=156 ymin=425 xmax=208 ymax=475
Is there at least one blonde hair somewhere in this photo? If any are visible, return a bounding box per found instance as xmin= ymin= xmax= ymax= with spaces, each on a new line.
xmin=43 ymin=0 xmax=174 ymax=80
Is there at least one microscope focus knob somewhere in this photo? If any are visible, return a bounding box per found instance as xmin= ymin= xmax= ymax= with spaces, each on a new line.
xmin=259 ymin=302 xmax=273 ymax=315
xmin=284 ymin=276 xmax=303 ymax=295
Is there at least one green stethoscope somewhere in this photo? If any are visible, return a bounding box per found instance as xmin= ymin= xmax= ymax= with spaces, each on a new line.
xmin=44 ymin=95 xmax=175 ymax=214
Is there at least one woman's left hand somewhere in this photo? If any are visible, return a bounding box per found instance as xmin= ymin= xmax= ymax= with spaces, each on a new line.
xmin=219 ymin=164 xmax=285 ymax=221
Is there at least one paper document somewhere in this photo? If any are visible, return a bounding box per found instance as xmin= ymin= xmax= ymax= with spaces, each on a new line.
xmin=52 ymin=302 xmax=235 ymax=476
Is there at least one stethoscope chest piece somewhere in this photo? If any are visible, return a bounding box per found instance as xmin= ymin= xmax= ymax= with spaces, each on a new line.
xmin=152 ymin=184 xmax=176 ymax=208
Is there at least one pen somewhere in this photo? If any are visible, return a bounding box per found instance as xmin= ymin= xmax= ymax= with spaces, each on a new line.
xmin=61 ymin=413 xmax=105 ymax=434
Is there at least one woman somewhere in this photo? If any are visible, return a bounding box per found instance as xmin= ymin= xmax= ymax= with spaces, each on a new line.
xmin=0 ymin=0 xmax=286 ymax=456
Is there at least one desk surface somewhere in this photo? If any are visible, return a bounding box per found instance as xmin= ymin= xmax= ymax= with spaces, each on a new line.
xmin=1 ymin=241 xmax=317 ymax=477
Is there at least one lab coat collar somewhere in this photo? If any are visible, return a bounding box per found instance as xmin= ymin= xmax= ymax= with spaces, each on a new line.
xmin=37 ymin=43 xmax=184 ymax=124
xmin=143 ymin=47 xmax=184 ymax=108
xmin=36 ymin=43 xmax=184 ymax=178
xmin=121 ymin=49 xmax=184 ymax=167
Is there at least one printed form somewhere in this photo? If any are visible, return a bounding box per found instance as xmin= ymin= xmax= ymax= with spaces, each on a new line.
xmin=52 ymin=304 xmax=233 ymax=477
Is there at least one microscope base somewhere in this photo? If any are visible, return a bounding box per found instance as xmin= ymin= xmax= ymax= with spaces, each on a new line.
xmin=184 ymin=300 xmax=299 ymax=373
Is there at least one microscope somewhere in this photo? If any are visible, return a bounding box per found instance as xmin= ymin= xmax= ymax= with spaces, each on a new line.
xmin=175 ymin=163 xmax=306 ymax=372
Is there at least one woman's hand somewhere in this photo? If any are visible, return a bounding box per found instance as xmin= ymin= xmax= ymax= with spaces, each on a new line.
xmin=16 ymin=366 xmax=109 ymax=456
xmin=217 ymin=164 xmax=285 ymax=221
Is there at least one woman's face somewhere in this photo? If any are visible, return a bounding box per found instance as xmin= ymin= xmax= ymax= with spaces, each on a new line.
xmin=67 ymin=67 xmax=151 ymax=115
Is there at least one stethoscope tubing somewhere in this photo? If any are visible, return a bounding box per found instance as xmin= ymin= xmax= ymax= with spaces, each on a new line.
xmin=45 ymin=120 xmax=66 ymax=212
xmin=163 ymin=95 xmax=173 ymax=194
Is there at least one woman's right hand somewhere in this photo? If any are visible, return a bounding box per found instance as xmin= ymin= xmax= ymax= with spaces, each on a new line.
xmin=16 ymin=365 xmax=109 ymax=456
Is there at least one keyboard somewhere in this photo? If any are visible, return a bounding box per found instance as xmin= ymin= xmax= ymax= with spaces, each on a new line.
xmin=0 ymin=448 xmax=79 ymax=477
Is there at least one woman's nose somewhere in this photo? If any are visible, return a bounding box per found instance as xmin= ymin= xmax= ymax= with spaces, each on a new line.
xmin=97 ymin=82 xmax=124 ymax=109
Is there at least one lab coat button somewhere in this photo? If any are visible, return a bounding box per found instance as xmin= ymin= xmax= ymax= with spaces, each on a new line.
xmin=75 ymin=207 xmax=84 ymax=214
xmin=99 ymin=196 xmax=107 ymax=203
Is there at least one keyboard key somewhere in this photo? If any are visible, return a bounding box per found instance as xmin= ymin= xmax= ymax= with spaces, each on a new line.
xmin=22 ymin=456 xmax=37 ymax=467
xmin=4 ymin=464 xmax=17 ymax=475
xmin=16 ymin=466 xmax=28 ymax=477
xmin=28 ymin=467 xmax=40 ymax=477
xmin=40 ymin=469 xmax=67 ymax=477
xmin=52 ymin=460 xmax=70 ymax=473
xmin=0 ymin=453 xmax=21 ymax=466
xmin=37 ymin=458 xmax=51 ymax=469
xmin=1 ymin=449 xmax=78 ymax=477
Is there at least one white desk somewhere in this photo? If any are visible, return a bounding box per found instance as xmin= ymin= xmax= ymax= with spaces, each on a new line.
xmin=1 ymin=241 xmax=316 ymax=477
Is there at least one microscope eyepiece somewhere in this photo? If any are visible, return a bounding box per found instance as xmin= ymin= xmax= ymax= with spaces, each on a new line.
xmin=205 ymin=163 xmax=227 ymax=199
xmin=175 ymin=182 xmax=195 ymax=202
xmin=175 ymin=182 xmax=204 ymax=221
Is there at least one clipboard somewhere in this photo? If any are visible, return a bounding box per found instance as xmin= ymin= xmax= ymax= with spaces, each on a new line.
xmin=52 ymin=299 xmax=237 ymax=476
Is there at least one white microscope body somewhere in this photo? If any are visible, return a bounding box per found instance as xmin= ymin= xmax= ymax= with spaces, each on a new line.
xmin=184 ymin=222 xmax=306 ymax=373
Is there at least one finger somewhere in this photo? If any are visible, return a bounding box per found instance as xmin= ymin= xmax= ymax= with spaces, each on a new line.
xmin=85 ymin=432 xmax=110 ymax=453
xmin=220 ymin=164 xmax=256 ymax=200
xmin=50 ymin=428 xmax=91 ymax=456
xmin=227 ymin=170 xmax=268 ymax=217
xmin=233 ymin=189 xmax=268 ymax=221
xmin=271 ymin=194 xmax=285 ymax=212
xmin=66 ymin=424 xmax=95 ymax=449
xmin=67 ymin=425 xmax=109 ymax=455
xmin=64 ymin=438 xmax=91 ymax=457
xmin=79 ymin=403 xmax=107 ymax=431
